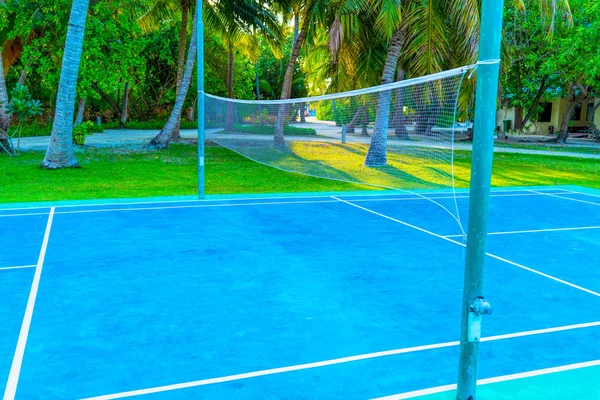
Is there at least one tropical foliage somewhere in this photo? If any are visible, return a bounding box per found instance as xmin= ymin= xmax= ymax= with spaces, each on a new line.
xmin=1 ymin=0 xmax=597 ymax=165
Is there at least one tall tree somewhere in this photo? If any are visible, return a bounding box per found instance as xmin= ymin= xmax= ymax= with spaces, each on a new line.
xmin=41 ymin=0 xmax=90 ymax=169
xmin=205 ymin=0 xmax=282 ymax=130
xmin=138 ymin=0 xmax=193 ymax=138
xmin=273 ymin=0 xmax=328 ymax=144
xmin=0 ymin=52 xmax=10 ymax=149
xmin=149 ymin=2 xmax=198 ymax=148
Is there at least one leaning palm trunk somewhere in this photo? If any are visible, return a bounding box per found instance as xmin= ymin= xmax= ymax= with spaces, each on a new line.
xmin=346 ymin=105 xmax=364 ymax=133
xmin=365 ymin=27 xmax=406 ymax=167
xmin=173 ymin=1 xmax=190 ymax=139
xmin=392 ymin=70 xmax=409 ymax=138
xmin=0 ymin=55 xmax=10 ymax=133
xmin=274 ymin=15 xmax=309 ymax=146
xmin=225 ymin=43 xmax=235 ymax=130
xmin=120 ymin=82 xmax=130 ymax=126
xmin=0 ymin=56 xmax=12 ymax=154
xmin=74 ymin=98 xmax=86 ymax=126
xmin=150 ymin=3 xmax=198 ymax=149
xmin=42 ymin=0 xmax=90 ymax=169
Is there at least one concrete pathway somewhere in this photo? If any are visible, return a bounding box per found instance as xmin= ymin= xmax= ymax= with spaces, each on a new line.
xmin=15 ymin=127 xmax=600 ymax=159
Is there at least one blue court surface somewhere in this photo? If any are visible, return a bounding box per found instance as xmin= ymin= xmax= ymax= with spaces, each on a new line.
xmin=1 ymin=185 xmax=600 ymax=399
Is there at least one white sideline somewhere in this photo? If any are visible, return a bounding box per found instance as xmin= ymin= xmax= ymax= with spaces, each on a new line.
xmin=530 ymin=190 xmax=600 ymax=207
xmin=332 ymin=197 xmax=600 ymax=298
xmin=81 ymin=320 xmax=600 ymax=400
xmin=0 ymin=192 xmax=563 ymax=218
xmin=0 ymin=187 xmax=571 ymax=215
xmin=0 ymin=265 xmax=37 ymax=272
xmin=372 ymin=359 xmax=600 ymax=400
xmin=0 ymin=212 xmax=51 ymax=219
xmin=3 ymin=208 xmax=55 ymax=400
xmin=444 ymin=225 xmax=600 ymax=238
xmin=563 ymin=189 xmax=600 ymax=199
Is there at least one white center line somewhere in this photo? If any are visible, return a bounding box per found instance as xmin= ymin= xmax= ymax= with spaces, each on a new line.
xmin=3 ymin=207 xmax=55 ymax=400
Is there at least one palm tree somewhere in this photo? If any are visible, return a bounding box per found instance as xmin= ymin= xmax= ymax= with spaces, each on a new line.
xmin=138 ymin=0 xmax=193 ymax=139
xmin=273 ymin=0 xmax=333 ymax=144
xmin=205 ymin=0 xmax=282 ymax=128
xmin=150 ymin=1 xmax=198 ymax=148
xmin=364 ymin=0 xmax=572 ymax=166
xmin=41 ymin=0 xmax=90 ymax=169
xmin=0 ymin=53 xmax=10 ymax=151
xmin=0 ymin=0 xmax=9 ymax=139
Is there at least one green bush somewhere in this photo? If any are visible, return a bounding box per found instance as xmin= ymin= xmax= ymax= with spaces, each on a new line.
xmin=73 ymin=121 xmax=96 ymax=145
xmin=103 ymin=120 xmax=200 ymax=130
xmin=223 ymin=123 xmax=317 ymax=136
xmin=315 ymin=99 xmax=360 ymax=126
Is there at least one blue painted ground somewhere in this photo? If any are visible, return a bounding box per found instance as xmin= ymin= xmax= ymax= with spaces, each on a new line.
xmin=1 ymin=186 xmax=599 ymax=399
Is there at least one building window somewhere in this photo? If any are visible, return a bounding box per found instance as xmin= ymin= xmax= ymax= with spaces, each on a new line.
xmin=587 ymin=102 xmax=596 ymax=122
xmin=539 ymin=102 xmax=552 ymax=122
xmin=573 ymin=103 xmax=583 ymax=121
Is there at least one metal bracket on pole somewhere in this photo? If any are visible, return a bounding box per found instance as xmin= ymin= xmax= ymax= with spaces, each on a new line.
xmin=467 ymin=296 xmax=493 ymax=343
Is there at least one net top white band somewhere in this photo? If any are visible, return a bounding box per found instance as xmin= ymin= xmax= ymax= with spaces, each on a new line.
xmin=205 ymin=64 xmax=476 ymax=105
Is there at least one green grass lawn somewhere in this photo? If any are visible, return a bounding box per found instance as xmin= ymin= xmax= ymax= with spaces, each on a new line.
xmin=1 ymin=143 xmax=599 ymax=204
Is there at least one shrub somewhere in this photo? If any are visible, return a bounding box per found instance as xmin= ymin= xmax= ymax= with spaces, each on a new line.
xmin=73 ymin=121 xmax=96 ymax=145
xmin=225 ymin=124 xmax=317 ymax=136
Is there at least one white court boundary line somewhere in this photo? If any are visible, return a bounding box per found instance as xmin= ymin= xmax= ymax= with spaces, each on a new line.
xmin=444 ymin=225 xmax=600 ymax=238
xmin=82 ymin=320 xmax=600 ymax=400
xmin=562 ymin=189 xmax=600 ymax=199
xmin=331 ymin=197 xmax=600 ymax=297
xmin=3 ymin=207 xmax=55 ymax=400
xmin=530 ymin=190 xmax=600 ymax=207
xmin=0 ymin=192 xmax=569 ymax=219
xmin=0 ymin=265 xmax=37 ymax=272
xmin=373 ymin=359 xmax=600 ymax=400
xmin=0 ymin=212 xmax=51 ymax=218
xmin=0 ymin=187 xmax=573 ymax=214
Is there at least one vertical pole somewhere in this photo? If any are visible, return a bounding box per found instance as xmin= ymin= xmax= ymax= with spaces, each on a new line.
xmin=197 ymin=0 xmax=205 ymax=199
xmin=342 ymin=124 xmax=347 ymax=144
xmin=456 ymin=1 xmax=504 ymax=399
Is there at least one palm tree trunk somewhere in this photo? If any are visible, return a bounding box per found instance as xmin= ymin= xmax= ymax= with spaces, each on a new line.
xmin=120 ymin=81 xmax=130 ymax=126
xmin=293 ymin=12 xmax=299 ymax=48
xmin=42 ymin=0 xmax=90 ymax=169
xmin=18 ymin=67 xmax=28 ymax=86
xmin=347 ymin=105 xmax=364 ymax=133
xmin=150 ymin=3 xmax=198 ymax=149
xmin=365 ymin=26 xmax=406 ymax=166
xmin=75 ymin=98 xmax=86 ymax=126
xmin=255 ymin=61 xmax=261 ymax=101
xmin=274 ymin=13 xmax=310 ymax=145
xmin=392 ymin=69 xmax=408 ymax=138
xmin=0 ymin=55 xmax=9 ymax=133
xmin=0 ymin=56 xmax=12 ymax=153
xmin=225 ymin=41 xmax=235 ymax=130
xmin=173 ymin=0 xmax=189 ymax=139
